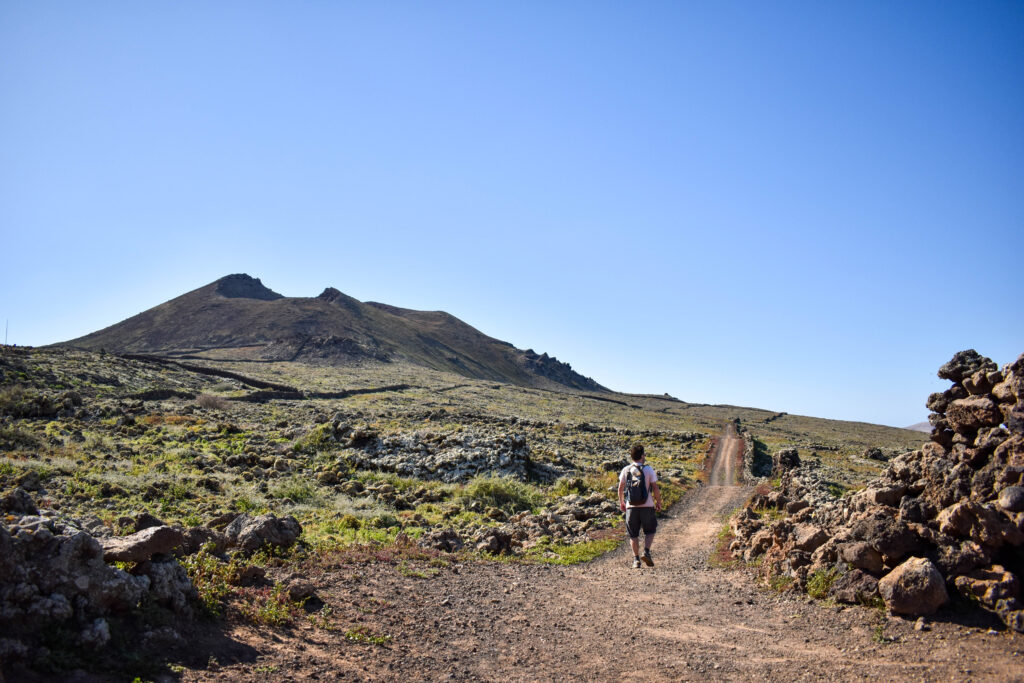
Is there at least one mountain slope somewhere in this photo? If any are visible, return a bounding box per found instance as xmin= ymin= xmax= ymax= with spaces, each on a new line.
xmin=59 ymin=274 xmax=605 ymax=392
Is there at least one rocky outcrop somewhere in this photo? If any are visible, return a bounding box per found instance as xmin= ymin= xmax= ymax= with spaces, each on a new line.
xmin=300 ymin=418 xmax=553 ymax=483
xmin=730 ymin=351 xmax=1024 ymax=630
xmin=0 ymin=502 xmax=197 ymax=662
xmin=0 ymin=489 xmax=309 ymax=666
xmin=100 ymin=525 xmax=185 ymax=563
xmin=224 ymin=514 xmax=302 ymax=554
xmin=419 ymin=492 xmax=620 ymax=554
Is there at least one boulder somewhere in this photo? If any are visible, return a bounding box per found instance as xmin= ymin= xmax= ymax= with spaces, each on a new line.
xmin=946 ymin=397 xmax=1002 ymax=432
xmin=475 ymin=529 xmax=514 ymax=555
xmin=286 ymin=578 xmax=316 ymax=601
xmin=1 ymin=487 xmax=38 ymax=516
xmin=133 ymin=512 xmax=167 ymax=532
xmin=745 ymin=529 xmax=774 ymax=560
xmin=863 ymin=447 xmax=886 ymax=462
xmin=993 ymin=379 xmax=1020 ymax=403
xmin=953 ymin=565 xmax=1020 ymax=610
xmin=937 ymin=501 xmax=1020 ymax=548
xmin=785 ymin=499 xmax=809 ymax=514
xmin=862 ymin=485 xmax=906 ymax=508
xmin=878 ymin=557 xmax=949 ymax=616
xmin=963 ymin=369 xmax=997 ymax=396
xmin=224 ymin=514 xmax=302 ymax=554
xmin=851 ymin=514 xmax=922 ymax=562
xmin=936 ymin=540 xmax=992 ymax=577
xmin=829 ymin=569 xmax=879 ymax=604
xmin=938 ymin=350 xmax=997 ymax=383
xmin=839 ymin=542 xmax=884 ymax=575
xmin=420 ymin=528 xmax=463 ymax=553
xmin=137 ymin=560 xmax=195 ymax=614
xmin=100 ymin=526 xmax=185 ymax=563
xmin=793 ymin=524 xmax=828 ymax=552
xmin=178 ymin=526 xmax=228 ymax=555
xmin=997 ymin=486 xmax=1024 ymax=513
xmin=773 ymin=448 xmax=800 ymax=472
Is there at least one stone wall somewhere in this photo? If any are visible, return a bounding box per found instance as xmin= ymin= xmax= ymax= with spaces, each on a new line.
xmin=729 ymin=351 xmax=1024 ymax=631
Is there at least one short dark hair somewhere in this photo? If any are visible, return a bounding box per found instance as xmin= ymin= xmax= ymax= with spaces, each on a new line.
xmin=629 ymin=444 xmax=645 ymax=461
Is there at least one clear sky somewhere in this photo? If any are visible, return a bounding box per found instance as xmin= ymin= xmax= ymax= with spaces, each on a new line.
xmin=2 ymin=1 xmax=1022 ymax=428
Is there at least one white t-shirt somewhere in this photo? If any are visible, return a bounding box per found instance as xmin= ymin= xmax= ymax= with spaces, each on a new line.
xmin=619 ymin=462 xmax=657 ymax=508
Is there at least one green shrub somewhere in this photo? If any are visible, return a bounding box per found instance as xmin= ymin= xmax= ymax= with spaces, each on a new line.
xmin=0 ymin=386 xmax=57 ymax=419
xmin=551 ymin=476 xmax=589 ymax=497
xmin=457 ymin=475 xmax=540 ymax=513
xmin=196 ymin=394 xmax=228 ymax=410
xmin=269 ymin=477 xmax=317 ymax=504
xmin=292 ymin=423 xmax=337 ymax=454
xmin=180 ymin=543 xmax=239 ymax=616
xmin=338 ymin=514 xmax=361 ymax=529
xmin=367 ymin=512 xmax=400 ymax=528
xmin=239 ymin=583 xmax=305 ymax=627
xmin=0 ymin=424 xmax=42 ymax=450
xmin=807 ymin=567 xmax=841 ymax=599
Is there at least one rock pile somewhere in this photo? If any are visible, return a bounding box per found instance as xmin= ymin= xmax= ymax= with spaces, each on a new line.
xmin=0 ymin=487 xmax=303 ymax=664
xmin=0 ymin=500 xmax=193 ymax=660
xmin=420 ymin=492 xmax=620 ymax=554
xmin=303 ymin=418 xmax=548 ymax=483
xmin=729 ymin=351 xmax=1024 ymax=631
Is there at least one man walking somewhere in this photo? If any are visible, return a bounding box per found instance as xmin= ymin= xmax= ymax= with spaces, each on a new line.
xmin=618 ymin=443 xmax=662 ymax=569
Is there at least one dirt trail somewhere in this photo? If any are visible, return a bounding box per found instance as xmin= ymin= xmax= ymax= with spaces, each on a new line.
xmin=709 ymin=423 xmax=741 ymax=486
xmin=198 ymin=429 xmax=1023 ymax=682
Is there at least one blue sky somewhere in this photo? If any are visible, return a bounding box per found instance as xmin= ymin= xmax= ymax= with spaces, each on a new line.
xmin=1 ymin=1 xmax=1021 ymax=427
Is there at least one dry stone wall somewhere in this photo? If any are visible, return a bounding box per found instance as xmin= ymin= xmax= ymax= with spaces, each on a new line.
xmin=730 ymin=350 xmax=1024 ymax=630
xmin=0 ymin=487 xmax=303 ymax=666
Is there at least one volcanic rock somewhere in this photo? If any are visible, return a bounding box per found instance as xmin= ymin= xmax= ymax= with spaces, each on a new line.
xmin=878 ymin=557 xmax=949 ymax=616
xmin=100 ymin=526 xmax=185 ymax=563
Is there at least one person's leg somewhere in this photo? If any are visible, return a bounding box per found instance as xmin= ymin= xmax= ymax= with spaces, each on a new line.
xmin=625 ymin=509 xmax=642 ymax=566
xmin=641 ymin=508 xmax=657 ymax=565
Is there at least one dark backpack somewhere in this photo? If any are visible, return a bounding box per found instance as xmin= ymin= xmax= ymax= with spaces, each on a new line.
xmin=624 ymin=464 xmax=648 ymax=505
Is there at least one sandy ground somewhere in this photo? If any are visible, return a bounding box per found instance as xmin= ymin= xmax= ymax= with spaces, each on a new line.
xmin=171 ymin=432 xmax=1024 ymax=682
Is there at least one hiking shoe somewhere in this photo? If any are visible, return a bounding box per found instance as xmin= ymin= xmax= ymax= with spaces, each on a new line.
xmin=632 ymin=558 xmax=642 ymax=569
xmin=642 ymin=551 xmax=654 ymax=567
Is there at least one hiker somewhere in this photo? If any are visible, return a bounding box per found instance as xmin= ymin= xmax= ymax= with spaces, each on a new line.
xmin=618 ymin=443 xmax=662 ymax=569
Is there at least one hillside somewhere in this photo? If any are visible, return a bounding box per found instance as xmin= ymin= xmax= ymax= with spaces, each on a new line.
xmin=59 ymin=274 xmax=605 ymax=392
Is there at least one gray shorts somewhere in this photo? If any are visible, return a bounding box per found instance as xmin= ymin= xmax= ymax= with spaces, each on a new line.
xmin=625 ymin=507 xmax=657 ymax=539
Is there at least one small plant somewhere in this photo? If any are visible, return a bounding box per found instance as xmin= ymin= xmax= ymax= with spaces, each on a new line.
xmin=308 ymin=605 xmax=336 ymax=630
xmin=233 ymin=495 xmax=261 ymax=513
xmin=269 ymin=477 xmax=317 ymax=504
xmin=238 ymin=583 xmax=306 ymax=627
xmin=457 ymin=475 xmax=540 ymax=513
xmin=344 ymin=626 xmax=391 ymax=645
xmin=530 ymin=538 xmax=619 ymax=565
xmin=196 ymin=394 xmax=228 ymax=411
xmin=709 ymin=522 xmax=739 ymax=568
xmin=180 ymin=543 xmax=239 ymax=616
xmin=397 ymin=561 xmax=439 ymax=578
xmin=769 ymin=574 xmax=795 ymax=592
xmin=806 ymin=567 xmax=840 ymax=599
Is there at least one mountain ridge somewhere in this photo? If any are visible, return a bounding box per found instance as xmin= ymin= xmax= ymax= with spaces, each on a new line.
xmin=58 ymin=274 xmax=606 ymax=392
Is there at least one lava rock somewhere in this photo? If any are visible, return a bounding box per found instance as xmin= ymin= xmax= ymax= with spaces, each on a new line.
xmin=878 ymin=557 xmax=949 ymax=616
xmin=101 ymin=525 xmax=185 ymax=563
